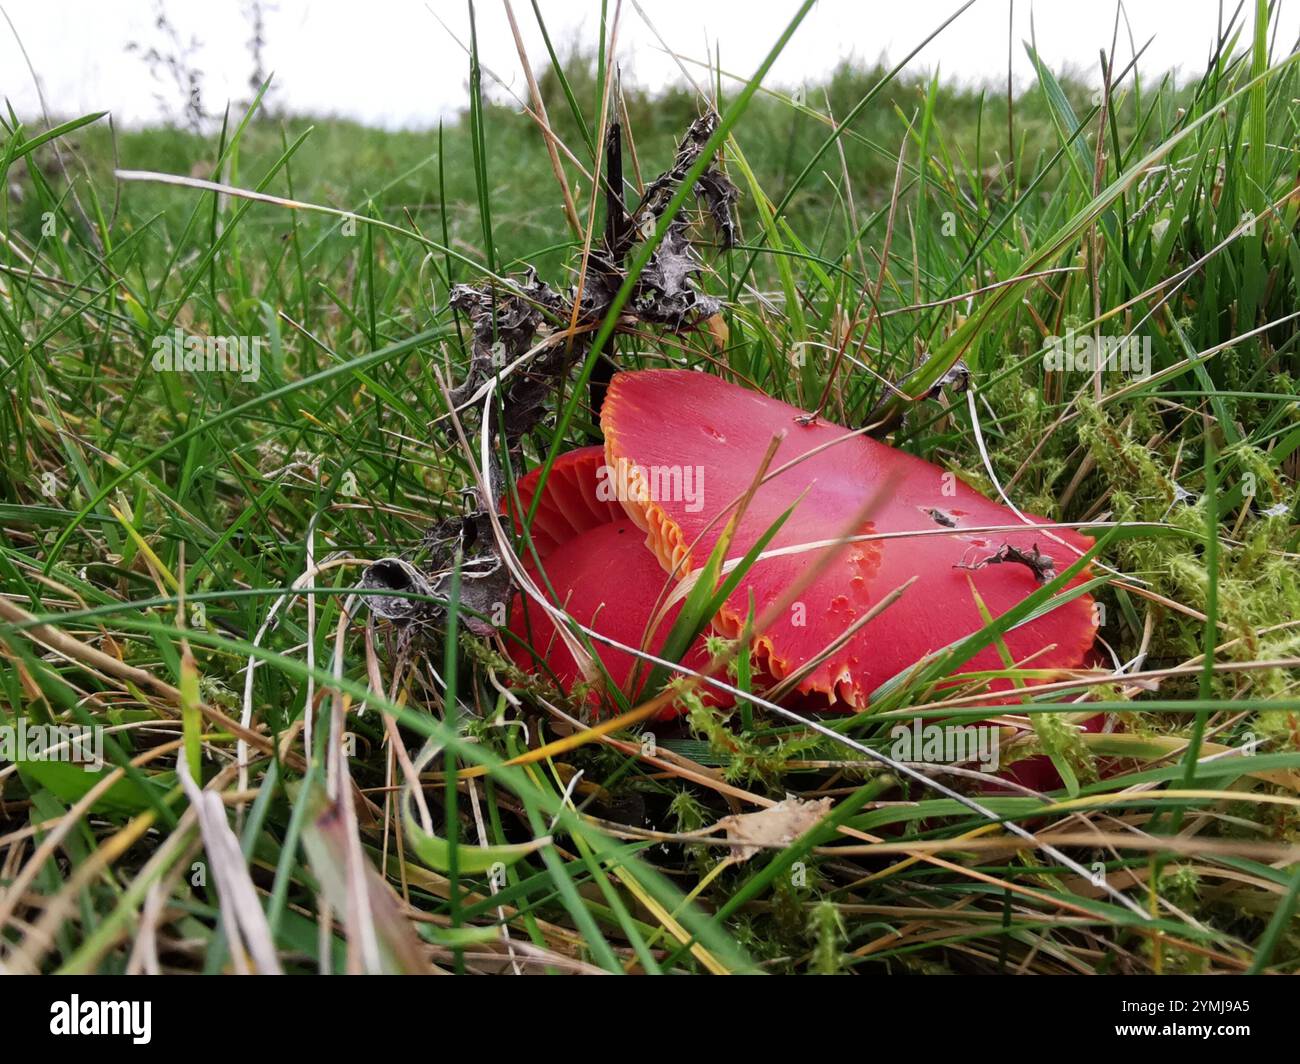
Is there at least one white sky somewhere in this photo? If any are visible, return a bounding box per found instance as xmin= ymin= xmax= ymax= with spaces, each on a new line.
xmin=2 ymin=1 xmax=1297 ymax=129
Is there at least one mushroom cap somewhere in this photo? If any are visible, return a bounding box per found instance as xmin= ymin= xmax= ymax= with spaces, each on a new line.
xmin=601 ymin=369 xmax=1097 ymax=708
xmin=502 ymin=445 xmax=716 ymax=711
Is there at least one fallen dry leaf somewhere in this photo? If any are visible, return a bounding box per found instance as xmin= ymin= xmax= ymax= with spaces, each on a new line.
xmin=705 ymin=312 xmax=729 ymax=350
xmin=715 ymin=797 xmax=833 ymax=863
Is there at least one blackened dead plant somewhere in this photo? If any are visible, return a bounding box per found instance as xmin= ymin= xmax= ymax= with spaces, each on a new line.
xmin=362 ymin=111 xmax=739 ymax=641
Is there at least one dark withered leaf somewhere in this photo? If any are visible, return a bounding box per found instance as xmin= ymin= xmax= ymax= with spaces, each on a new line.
xmin=641 ymin=227 xmax=698 ymax=299
xmin=444 ymin=561 xmax=513 ymax=637
xmin=636 ymin=112 xmax=737 ymax=249
xmin=426 ymin=510 xmax=516 ymax=635
xmin=402 ymin=113 xmax=740 ymax=648
xmin=500 ymin=374 xmax=552 ymax=439
xmin=359 ymin=558 xmax=439 ymax=622
xmin=363 ymin=512 xmax=515 ymax=635
xmin=695 ymin=167 xmax=738 ymax=248
xmin=602 ymin=118 xmax=634 ymax=265
xmin=926 ymin=358 xmax=971 ymax=399
xmin=447 ymin=269 xmax=565 ymax=406
xmin=635 ymin=226 xmax=720 ymax=328
xmin=433 ymin=510 xmax=515 ymax=636
xmin=573 ymin=257 xmax=625 ymax=314
xmin=443 ymin=112 xmax=737 ymax=422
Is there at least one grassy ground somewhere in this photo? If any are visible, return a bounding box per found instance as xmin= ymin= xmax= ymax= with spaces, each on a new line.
xmin=1 ymin=1 xmax=1299 ymax=974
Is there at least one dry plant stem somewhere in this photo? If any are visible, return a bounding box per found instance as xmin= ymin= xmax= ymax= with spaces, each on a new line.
xmin=825 ymin=831 xmax=1300 ymax=862
xmin=502 ymin=0 xmax=581 ymax=236
xmin=178 ymin=760 xmax=283 ymax=974
xmin=426 ymin=3 xmax=593 ymax=184
xmin=305 ymin=517 xmax=319 ymax=768
xmin=366 ymin=618 xmax=412 ymax=901
xmin=560 ymin=1 xmax=623 ymax=361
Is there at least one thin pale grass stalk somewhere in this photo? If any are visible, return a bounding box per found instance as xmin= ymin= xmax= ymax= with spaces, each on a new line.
xmin=966 ymin=388 xmax=1126 ymax=578
xmin=18 ymin=763 xmax=237 ymax=975
xmin=559 ymin=0 xmax=623 ymax=359
xmin=325 ymin=594 xmax=384 ymax=974
xmin=427 ymin=0 xmax=595 ymax=184
xmin=177 ymin=760 xmax=283 ymax=974
xmin=113 ymin=170 xmax=499 ymax=277
xmin=503 ymin=0 xmax=581 ymax=236
xmin=825 ymin=831 xmax=1300 ymax=862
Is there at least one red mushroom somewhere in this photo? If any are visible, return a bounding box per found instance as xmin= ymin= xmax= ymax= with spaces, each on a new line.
xmin=599 ymin=369 xmax=1098 ymax=709
xmin=502 ymin=445 xmax=716 ymax=713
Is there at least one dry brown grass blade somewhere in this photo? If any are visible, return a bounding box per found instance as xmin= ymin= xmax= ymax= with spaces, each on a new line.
xmin=821 ymin=831 xmax=1300 ymax=862
xmin=178 ymin=761 xmax=282 ymax=974
xmin=299 ymin=777 xmax=437 ymax=976
xmin=503 ymin=0 xmax=581 ymax=236
xmin=536 ymin=698 xmax=1121 ymax=924
xmin=561 ymin=0 xmax=624 ymax=360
